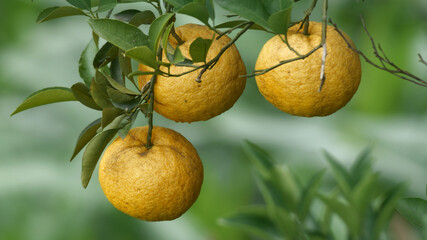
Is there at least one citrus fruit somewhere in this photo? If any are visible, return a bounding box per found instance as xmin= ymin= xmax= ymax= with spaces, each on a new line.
xmin=255 ymin=21 xmax=361 ymax=117
xmin=138 ymin=24 xmax=247 ymax=123
xmin=98 ymin=126 xmax=203 ymax=221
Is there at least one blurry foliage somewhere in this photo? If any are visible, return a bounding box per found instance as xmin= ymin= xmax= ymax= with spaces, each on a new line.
xmin=220 ymin=142 xmax=426 ymax=240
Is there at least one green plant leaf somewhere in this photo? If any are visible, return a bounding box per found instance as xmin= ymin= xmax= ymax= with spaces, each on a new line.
xmin=118 ymin=51 xmax=134 ymax=85
xmin=164 ymin=0 xmax=192 ymax=8
xmin=118 ymin=112 xmax=137 ymax=138
xmin=97 ymin=0 xmax=117 ymax=12
xmin=189 ymin=37 xmax=213 ymax=63
xmin=243 ymin=140 xmax=276 ymax=176
xmin=107 ymin=88 xmax=140 ymax=110
xmin=214 ymin=0 xmax=270 ymax=30
xmin=318 ymin=193 xmax=358 ymax=235
xmin=397 ymin=197 xmax=427 ymax=229
xmin=215 ymin=20 xmax=267 ymax=31
xmin=79 ymin=39 xmax=98 ymax=86
xmin=103 ymin=113 xmax=129 ymax=131
xmin=323 ymin=151 xmax=351 ymax=196
xmin=110 ymin=58 xmax=124 ymax=85
xmin=350 ymin=146 xmax=373 ymax=186
xmin=93 ymin=42 xmax=118 ymax=68
xmin=88 ymin=18 xmax=148 ymax=51
xmin=351 ymin=172 xmax=379 ymax=223
xmin=66 ymin=0 xmax=91 ymax=10
xmin=101 ymin=107 xmax=125 ymax=128
xmin=261 ymin=0 xmax=293 ymax=14
xmin=177 ymin=2 xmax=210 ymax=26
xmin=270 ymin=165 xmax=300 ymax=211
xmin=148 ymin=13 xmax=175 ymax=52
xmin=90 ymin=72 xmax=114 ymax=108
xmin=373 ymin=183 xmax=406 ymax=239
xmin=71 ymin=82 xmax=102 ymax=110
xmin=204 ymin=0 xmax=215 ymax=20
xmin=81 ymin=129 xmax=117 ymax=188
xmin=125 ymin=46 xmax=158 ymax=69
xmin=218 ymin=205 xmax=282 ymax=240
xmin=114 ymin=9 xmax=156 ymax=26
xmin=267 ymin=4 xmax=292 ymax=35
xmin=36 ymin=6 xmax=88 ymax=23
xmin=11 ymin=87 xmax=76 ymax=116
xmin=298 ymin=170 xmax=325 ymax=220
xmin=70 ymin=118 xmax=101 ymax=161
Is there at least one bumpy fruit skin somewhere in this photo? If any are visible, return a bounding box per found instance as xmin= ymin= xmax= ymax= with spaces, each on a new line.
xmin=98 ymin=126 xmax=203 ymax=221
xmin=139 ymin=24 xmax=247 ymax=123
xmin=255 ymin=21 xmax=361 ymax=117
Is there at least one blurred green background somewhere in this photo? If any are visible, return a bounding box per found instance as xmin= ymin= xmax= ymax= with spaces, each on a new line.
xmin=1 ymin=0 xmax=426 ymax=239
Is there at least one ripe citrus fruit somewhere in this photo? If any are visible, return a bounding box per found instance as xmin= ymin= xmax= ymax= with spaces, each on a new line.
xmin=98 ymin=126 xmax=203 ymax=221
xmin=138 ymin=24 xmax=247 ymax=123
xmin=255 ymin=21 xmax=361 ymax=117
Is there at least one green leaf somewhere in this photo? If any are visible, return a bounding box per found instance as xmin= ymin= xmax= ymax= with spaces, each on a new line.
xmin=218 ymin=205 xmax=282 ymax=240
xmin=323 ymin=151 xmax=351 ymax=196
xmin=90 ymin=72 xmax=114 ymax=108
xmin=103 ymin=113 xmax=129 ymax=131
xmin=71 ymin=82 xmax=102 ymax=110
xmin=114 ymin=9 xmax=156 ymax=26
xmin=102 ymin=107 xmax=124 ymax=128
xmin=397 ymin=197 xmax=427 ymax=229
xmin=36 ymin=6 xmax=87 ymax=23
xmin=261 ymin=0 xmax=293 ymax=14
xmin=350 ymin=146 xmax=373 ymax=186
xmin=118 ymin=50 xmax=134 ymax=84
xmin=79 ymin=39 xmax=98 ymax=86
xmin=373 ymin=183 xmax=406 ymax=239
xmin=125 ymin=46 xmax=158 ymax=69
xmin=215 ymin=20 xmax=267 ymax=31
xmin=107 ymin=88 xmax=140 ymax=110
xmin=298 ymin=170 xmax=325 ymax=220
xmin=149 ymin=13 xmax=175 ymax=53
xmin=97 ymin=0 xmax=116 ymax=12
xmin=189 ymin=37 xmax=213 ymax=63
xmin=81 ymin=129 xmax=117 ymax=188
xmin=66 ymin=0 xmax=91 ymax=10
xmin=318 ymin=193 xmax=358 ymax=235
xmin=204 ymin=0 xmax=215 ymax=20
xmin=88 ymin=19 xmax=148 ymax=51
xmin=351 ymin=172 xmax=379 ymax=221
xmin=104 ymin=73 xmax=139 ymax=95
xmin=243 ymin=140 xmax=276 ymax=176
xmin=110 ymin=58 xmax=124 ymax=85
xmin=118 ymin=113 xmax=137 ymax=138
xmin=11 ymin=87 xmax=76 ymax=116
xmin=177 ymin=2 xmax=210 ymax=26
xmin=70 ymin=118 xmax=102 ymax=161
xmin=214 ymin=0 xmax=270 ymax=30
xmin=93 ymin=42 xmax=118 ymax=68
xmin=164 ymin=0 xmax=192 ymax=8
xmin=267 ymin=4 xmax=292 ymax=35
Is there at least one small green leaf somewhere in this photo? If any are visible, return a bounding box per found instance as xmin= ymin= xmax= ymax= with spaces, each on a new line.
xmin=397 ymin=197 xmax=427 ymax=229
xmin=81 ymin=129 xmax=118 ymax=188
xmin=66 ymin=0 xmax=91 ymax=10
xmin=163 ymin=0 xmax=192 ymax=8
xmin=214 ymin=0 xmax=270 ymax=30
xmin=90 ymin=72 xmax=114 ymax=108
xmin=215 ymin=20 xmax=267 ymax=31
xmin=70 ymin=118 xmax=101 ymax=161
xmin=107 ymin=88 xmax=140 ymax=110
xmin=36 ymin=6 xmax=87 ymax=23
xmin=148 ymin=13 xmax=175 ymax=52
xmin=93 ymin=42 xmax=119 ymax=68
xmin=267 ymin=4 xmax=292 ymax=35
xmin=177 ymin=2 xmax=210 ymax=26
xmin=118 ymin=113 xmax=137 ymax=138
xmin=350 ymin=146 xmax=373 ymax=186
xmin=12 ymin=87 xmax=76 ymax=116
xmin=218 ymin=205 xmax=282 ymax=240
xmin=71 ymin=82 xmax=102 ymax=110
xmin=125 ymin=46 xmax=158 ymax=69
xmin=323 ymin=151 xmax=351 ymax=196
xmin=105 ymin=74 xmax=140 ymax=95
xmin=189 ymin=37 xmax=213 ymax=63
xmin=103 ymin=113 xmax=128 ymax=131
xmin=88 ymin=19 xmax=148 ymax=51
xmin=110 ymin=58 xmax=124 ymax=85
xmin=298 ymin=170 xmax=325 ymax=220
xmin=351 ymin=172 xmax=379 ymax=220
xmin=243 ymin=140 xmax=276 ymax=176
xmin=318 ymin=193 xmax=358 ymax=235
xmin=204 ymin=0 xmax=215 ymax=20
xmin=102 ymin=107 xmax=124 ymax=129
xmin=97 ymin=0 xmax=117 ymax=12
xmin=373 ymin=183 xmax=406 ymax=239
xmin=79 ymin=39 xmax=98 ymax=86
xmin=114 ymin=10 xmax=156 ymax=26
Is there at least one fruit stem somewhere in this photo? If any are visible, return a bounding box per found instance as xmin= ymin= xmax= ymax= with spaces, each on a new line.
xmin=145 ymin=74 xmax=156 ymax=149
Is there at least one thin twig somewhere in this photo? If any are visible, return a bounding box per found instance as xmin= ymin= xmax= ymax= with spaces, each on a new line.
xmin=319 ymin=0 xmax=328 ymax=91
xmin=329 ymin=17 xmax=427 ymax=87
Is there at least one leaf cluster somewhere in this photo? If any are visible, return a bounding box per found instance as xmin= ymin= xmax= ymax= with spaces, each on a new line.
xmin=219 ymin=142 xmax=420 ymax=240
